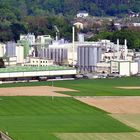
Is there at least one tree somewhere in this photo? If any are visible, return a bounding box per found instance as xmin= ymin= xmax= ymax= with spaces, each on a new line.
xmin=0 ymin=58 xmax=5 ymax=68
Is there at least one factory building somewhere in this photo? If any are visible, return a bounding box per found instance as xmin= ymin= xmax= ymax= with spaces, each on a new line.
xmin=42 ymin=48 xmax=68 ymax=65
xmin=36 ymin=35 xmax=53 ymax=44
xmin=20 ymin=33 xmax=35 ymax=45
xmin=6 ymin=41 xmax=16 ymax=57
xmin=77 ymin=45 xmax=102 ymax=72
xmin=25 ymin=57 xmax=54 ymax=66
xmin=110 ymin=60 xmax=138 ymax=76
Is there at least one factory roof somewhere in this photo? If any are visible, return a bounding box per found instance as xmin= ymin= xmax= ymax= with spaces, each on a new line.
xmin=0 ymin=66 xmax=75 ymax=73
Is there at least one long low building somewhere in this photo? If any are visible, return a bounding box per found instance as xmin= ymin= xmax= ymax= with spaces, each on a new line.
xmin=0 ymin=66 xmax=76 ymax=81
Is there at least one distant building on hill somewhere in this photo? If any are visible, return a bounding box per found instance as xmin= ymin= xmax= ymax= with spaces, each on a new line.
xmin=76 ymin=11 xmax=89 ymax=18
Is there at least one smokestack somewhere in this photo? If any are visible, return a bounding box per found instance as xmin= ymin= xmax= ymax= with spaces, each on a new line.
xmin=72 ymin=26 xmax=75 ymax=66
xmin=124 ymin=39 xmax=128 ymax=60
xmin=124 ymin=39 xmax=127 ymax=47
xmin=117 ymin=39 xmax=120 ymax=60
xmin=117 ymin=39 xmax=119 ymax=46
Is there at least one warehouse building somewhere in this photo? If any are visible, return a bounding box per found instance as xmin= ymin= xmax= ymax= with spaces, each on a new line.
xmin=0 ymin=66 xmax=76 ymax=82
xmin=110 ymin=60 xmax=138 ymax=76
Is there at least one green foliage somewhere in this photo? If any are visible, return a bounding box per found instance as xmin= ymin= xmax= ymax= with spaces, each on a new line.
xmin=0 ymin=58 xmax=5 ymax=68
xmin=91 ymin=29 xmax=140 ymax=49
xmin=0 ymin=0 xmax=139 ymax=42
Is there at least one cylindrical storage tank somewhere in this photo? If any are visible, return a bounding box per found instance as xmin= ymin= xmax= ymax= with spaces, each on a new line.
xmin=97 ymin=47 xmax=102 ymax=63
xmin=78 ymin=33 xmax=84 ymax=43
xmin=16 ymin=45 xmax=24 ymax=63
xmin=89 ymin=46 xmax=97 ymax=71
xmin=81 ymin=47 xmax=85 ymax=66
xmin=85 ymin=47 xmax=89 ymax=67
xmin=0 ymin=44 xmax=4 ymax=57
xmin=136 ymin=59 xmax=140 ymax=73
xmin=77 ymin=47 xmax=80 ymax=66
xmin=6 ymin=41 xmax=16 ymax=57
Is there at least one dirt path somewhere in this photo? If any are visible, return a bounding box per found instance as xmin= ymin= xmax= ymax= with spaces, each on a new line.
xmin=0 ymin=86 xmax=77 ymax=97
xmin=116 ymin=87 xmax=140 ymax=89
xmin=75 ymin=96 xmax=140 ymax=114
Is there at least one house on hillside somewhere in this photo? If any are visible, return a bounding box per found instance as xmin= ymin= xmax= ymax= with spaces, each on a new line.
xmin=76 ymin=11 xmax=89 ymax=18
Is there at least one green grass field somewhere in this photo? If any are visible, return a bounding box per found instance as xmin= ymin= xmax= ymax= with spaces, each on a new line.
xmin=0 ymin=97 xmax=136 ymax=140
xmin=1 ymin=77 xmax=140 ymax=96
xmin=0 ymin=77 xmax=140 ymax=140
xmin=55 ymin=133 xmax=140 ymax=140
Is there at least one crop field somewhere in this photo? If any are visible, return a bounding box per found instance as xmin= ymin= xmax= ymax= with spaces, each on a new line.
xmin=0 ymin=77 xmax=140 ymax=140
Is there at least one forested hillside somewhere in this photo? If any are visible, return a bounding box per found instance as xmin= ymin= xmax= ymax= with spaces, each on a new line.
xmin=0 ymin=0 xmax=139 ymax=17
xmin=0 ymin=0 xmax=139 ymax=42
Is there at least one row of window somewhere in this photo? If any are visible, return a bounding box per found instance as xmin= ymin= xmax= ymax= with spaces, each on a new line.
xmin=32 ymin=60 xmax=48 ymax=63
xmin=25 ymin=65 xmax=48 ymax=67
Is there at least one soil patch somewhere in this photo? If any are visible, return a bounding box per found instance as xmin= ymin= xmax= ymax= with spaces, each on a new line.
xmin=117 ymin=87 xmax=140 ymax=89
xmin=0 ymin=86 xmax=77 ymax=97
xmin=75 ymin=96 xmax=140 ymax=114
xmin=110 ymin=114 xmax=140 ymax=131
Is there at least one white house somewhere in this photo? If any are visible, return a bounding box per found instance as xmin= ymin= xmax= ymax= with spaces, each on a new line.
xmin=77 ymin=11 xmax=89 ymax=18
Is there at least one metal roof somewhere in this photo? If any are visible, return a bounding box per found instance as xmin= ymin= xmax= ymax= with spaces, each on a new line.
xmin=0 ymin=66 xmax=74 ymax=73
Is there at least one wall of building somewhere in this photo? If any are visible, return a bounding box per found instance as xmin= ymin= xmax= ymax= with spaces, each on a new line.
xmin=130 ymin=62 xmax=138 ymax=75
xmin=119 ymin=62 xmax=130 ymax=76
xmin=16 ymin=45 xmax=24 ymax=64
xmin=25 ymin=57 xmax=54 ymax=66
xmin=0 ymin=43 xmax=6 ymax=57
xmin=0 ymin=69 xmax=76 ymax=78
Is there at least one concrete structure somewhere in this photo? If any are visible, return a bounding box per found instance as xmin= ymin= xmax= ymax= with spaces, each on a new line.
xmin=110 ymin=60 xmax=138 ymax=76
xmin=96 ymin=62 xmax=110 ymax=73
xmin=110 ymin=60 xmax=130 ymax=76
xmin=136 ymin=59 xmax=140 ymax=73
xmin=77 ymin=45 xmax=102 ymax=72
xmin=25 ymin=57 xmax=54 ymax=66
xmin=4 ymin=56 xmax=17 ymax=66
xmin=6 ymin=42 xmax=16 ymax=57
xmin=41 ymin=48 xmax=68 ymax=65
xmin=16 ymin=45 xmax=24 ymax=64
xmin=130 ymin=62 xmax=138 ymax=75
xmin=101 ymin=39 xmax=128 ymax=62
xmin=0 ymin=66 xmax=76 ymax=81
xmin=0 ymin=43 xmax=6 ymax=57
xmin=36 ymin=35 xmax=53 ymax=44
xmin=20 ymin=33 xmax=35 ymax=45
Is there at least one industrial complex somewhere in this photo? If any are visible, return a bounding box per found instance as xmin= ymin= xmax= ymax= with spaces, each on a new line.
xmin=0 ymin=27 xmax=140 ymax=83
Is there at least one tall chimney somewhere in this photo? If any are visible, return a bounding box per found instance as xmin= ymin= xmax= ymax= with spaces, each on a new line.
xmin=117 ymin=39 xmax=120 ymax=60
xmin=72 ymin=26 xmax=75 ymax=66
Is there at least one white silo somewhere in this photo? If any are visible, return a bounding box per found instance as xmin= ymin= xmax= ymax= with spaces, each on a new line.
xmin=16 ymin=45 xmax=24 ymax=64
xmin=0 ymin=43 xmax=5 ymax=57
xmin=78 ymin=33 xmax=85 ymax=43
xmin=77 ymin=45 xmax=101 ymax=72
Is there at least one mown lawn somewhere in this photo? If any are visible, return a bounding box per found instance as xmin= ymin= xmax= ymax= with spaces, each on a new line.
xmin=1 ymin=77 xmax=140 ymax=96
xmin=0 ymin=97 xmax=136 ymax=140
